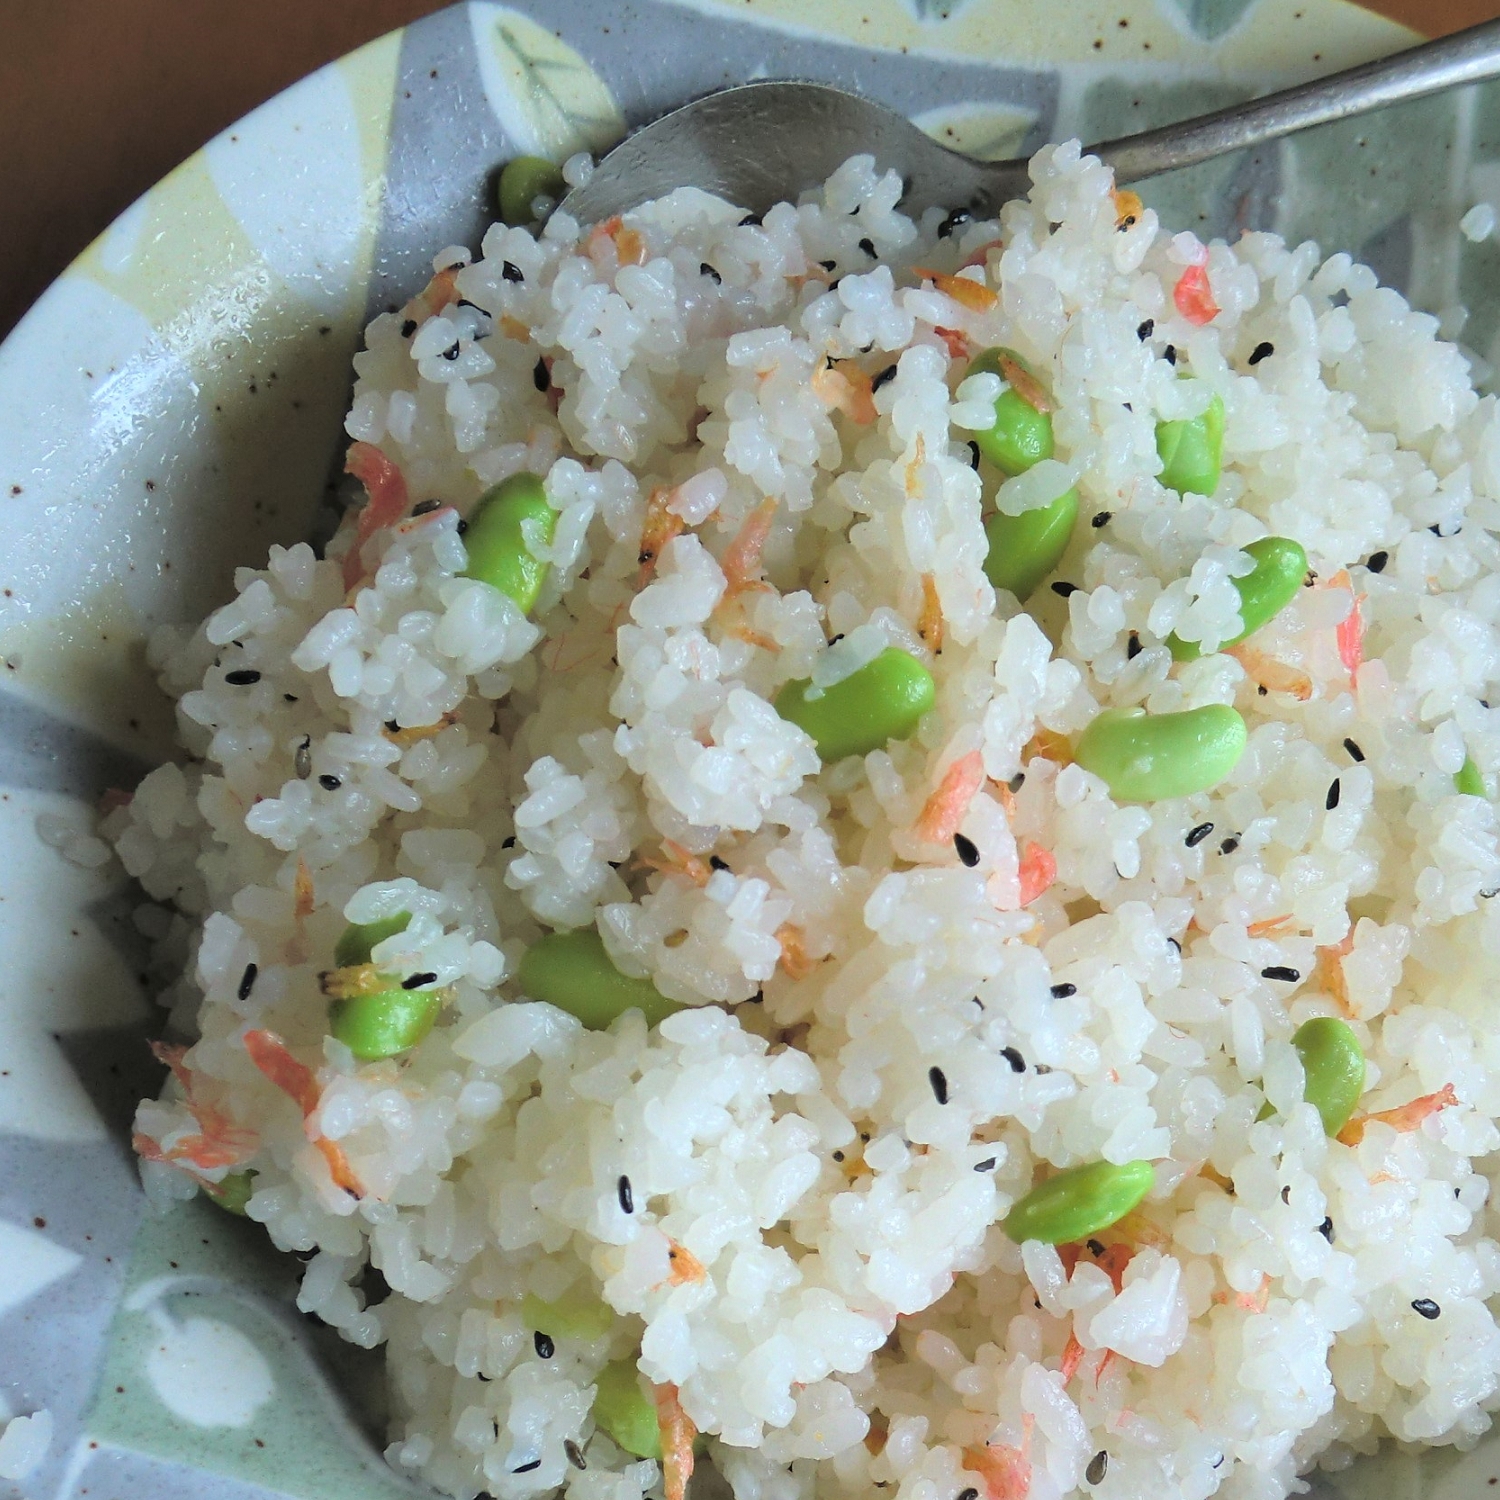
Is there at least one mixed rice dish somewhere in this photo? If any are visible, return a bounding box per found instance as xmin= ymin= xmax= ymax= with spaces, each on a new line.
xmin=108 ymin=141 xmax=1500 ymax=1500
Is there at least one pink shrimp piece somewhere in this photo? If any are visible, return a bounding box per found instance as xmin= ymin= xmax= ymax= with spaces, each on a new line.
xmin=962 ymin=1417 xmax=1034 ymax=1500
xmin=915 ymin=750 xmax=985 ymax=845
xmin=636 ymin=485 xmax=686 ymax=590
xmin=666 ymin=1241 xmax=707 ymax=1285
xmin=811 ymin=361 xmax=877 ymax=425
xmin=918 ymin=574 xmax=944 ymax=654
xmin=342 ymin=442 xmax=412 ymax=591
xmin=776 ymin=923 xmax=819 ymax=980
xmin=1316 ymin=932 xmax=1356 ymax=1018
xmin=654 ymin=1383 xmax=696 ymax=1500
xmin=1339 ymin=1084 xmax=1459 ymax=1147
xmin=244 ymin=1030 xmax=362 ymax=1196
xmin=1213 ymin=1273 xmax=1271 ymax=1312
xmin=1226 ymin=643 xmax=1314 ymax=701
xmin=1329 ymin=569 xmax=1364 ymax=683
xmin=722 ymin=497 xmax=779 ymax=598
xmin=139 ymin=1042 xmax=258 ymax=1172
xmin=912 ymin=268 xmax=1000 ymax=314
xmin=99 ymin=787 xmax=133 ymax=814
xmin=1018 ymin=843 xmax=1057 ymax=906
xmin=637 ymin=840 xmax=713 ymax=888
xmin=934 ymin=326 xmax=972 ymax=360
xmin=1174 ymin=262 xmax=1220 ymax=325
xmin=1096 ymin=1242 xmax=1135 ymax=1294
xmin=960 ymin=238 xmax=1004 ymax=270
xmin=1247 ymin=914 xmax=1296 ymax=938
xmin=1059 ymin=1331 xmax=1086 ymax=1384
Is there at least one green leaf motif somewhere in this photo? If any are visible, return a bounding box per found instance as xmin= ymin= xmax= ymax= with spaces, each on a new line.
xmin=475 ymin=8 xmax=625 ymax=160
xmin=1158 ymin=0 xmax=1258 ymax=41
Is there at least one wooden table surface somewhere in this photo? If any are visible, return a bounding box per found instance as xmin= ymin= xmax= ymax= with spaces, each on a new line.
xmin=0 ymin=0 xmax=1490 ymax=340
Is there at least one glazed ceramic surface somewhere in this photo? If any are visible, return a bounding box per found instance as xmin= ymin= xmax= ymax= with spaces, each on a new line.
xmin=6 ymin=1 xmax=1500 ymax=1495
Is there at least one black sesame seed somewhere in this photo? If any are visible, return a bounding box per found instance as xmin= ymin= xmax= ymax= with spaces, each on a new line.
xmin=411 ymin=499 xmax=442 ymax=516
xmin=1247 ymin=341 xmax=1274 ymax=366
xmin=956 ymin=1489 xmax=978 ymax=1500
xmin=1482 ymin=885 xmax=1500 ymax=900
xmin=403 ymin=972 xmax=438 ymax=989
xmin=1086 ymin=1452 xmax=1109 ymax=1487
xmin=617 ymin=1176 xmax=633 ymax=1214
xmin=1185 ymin=822 xmax=1214 ymax=848
xmin=224 ymin=669 xmax=261 ymax=685
xmin=954 ymin=833 xmax=980 ymax=867
xmin=1366 ymin=550 xmax=1389 ymax=574
xmin=1164 ymin=344 xmax=1178 ymax=366
xmin=938 ymin=208 xmax=973 ymax=239
xmin=1168 ymin=936 xmax=1182 ymax=953
xmin=237 ymin=963 xmax=258 ymax=1001
xmin=828 ymin=633 xmax=844 ymax=645
xmin=967 ymin=440 xmax=981 ymax=469
xmin=565 ymin=1440 xmax=587 ymax=1471
xmin=502 ymin=835 xmax=517 ymax=849
xmin=1326 ymin=779 xmax=1341 ymax=810
xmin=709 ymin=855 xmax=729 ymax=871
xmin=872 ymin=364 xmax=899 ymax=392
xmin=739 ymin=212 xmax=762 ymax=227
xmin=1127 ymin=632 xmax=1142 ymax=659
xmin=1429 ymin=523 xmax=1444 ymax=536
xmin=512 ymin=1460 xmax=542 ymax=1474
xmin=832 ymin=1150 xmax=845 ymax=1162
xmin=1412 ymin=1298 xmax=1441 ymax=1320
xmin=533 ymin=358 xmax=550 ymax=392
xmin=1261 ymin=965 xmax=1301 ymax=983
xmin=1050 ymin=982 xmax=1077 ymax=998
xmin=456 ymin=519 xmax=468 ymax=535
xmin=400 ymin=319 xmax=418 ymax=338
xmin=973 ymin=1157 xmax=997 ymax=1172
xmin=929 ymin=1066 xmax=949 ymax=1104
xmin=700 ymin=262 xmax=722 ymax=284
xmin=1008 ymin=772 xmax=1026 ymax=792
xmin=1344 ymin=738 xmax=1365 ymax=762
xmin=1318 ymin=1217 xmax=1334 ymax=1242
xmin=1220 ymin=836 xmax=1240 ymax=854
xmin=295 ymin=736 xmax=312 ymax=779
xmin=442 ymin=342 xmax=462 ymax=360
xmin=1136 ymin=318 xmax=1154 ymax=340
xmin=534 ymin=1330 xmax=555 ymax=1358
xmin=1092 ymin=511 xmax=1112 ymax=528
xmin=1001 ymin=1046 xmax=1025 ymax=1073
xmin=318 ymin=774 xmax=342 ymax=791
xmin=501 ymin=261 xmax=525 ymax=284
xmin=1052 ymin=581 xmax=1079 ymax=597
xmin=1087 ymin=1239 xmax=1106 ymax=1256
xmin=819 ymin=258 xmax=838 ymax=272
xmin=385 ymin=720 xmax=401 ymax=732
xmin=1282 ymin=1184 xmax=1291 ymax=1203
xmin=283 ymin=694 xmax=298 ymax=703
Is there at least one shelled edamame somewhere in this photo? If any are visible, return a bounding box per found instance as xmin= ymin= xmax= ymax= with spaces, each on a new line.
xmin=1156 ymin=392 xmax=1225 ymax=496
xmin=516 ymin=927 xmax=681 ymax=1029
xmin=523 ymin=1286 xmax=616 ymax=1342
xmin=1004 ymin=1159 xmax=1155 ymax=1244
xmin=1168 ymin=536 xmax=1309 ymax=660
xmin=209 ymin=1171 xmax=254 ymax=1216
xmin=966 ymin=347 xmax=1054 ymax=476
xmin=327 ymin=912 xmax=443 ymax=1061
xmin=461 ymin=472 xmax=557 ymax=613
xmin=499 ymin=156 xmax=567 ymax=226
xmin=1456 ymin=756 xmax=1486 ymax=797
xmin=774 ymin=647 xmax=935 ymax=761
xmin=983 ymin=489 xmax=1079 ymax=603
xmin=1074 ymin=704 xmax=1247 ymax=802
xmin=1291 ymin=1017 xmax=1365 ymax=1136
xmin=592 ymin=1361 xmax=662 ymax=1459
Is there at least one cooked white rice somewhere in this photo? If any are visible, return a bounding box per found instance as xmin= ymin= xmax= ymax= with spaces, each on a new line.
xmin=108 ymin=142 xmax=1500 ymax=1500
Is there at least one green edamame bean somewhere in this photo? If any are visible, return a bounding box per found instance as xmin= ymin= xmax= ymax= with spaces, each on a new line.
xmin=1004 ymin=1159 xmax=1155 ymax=1245
xmin=499 ymin=156 xmax=567 ymax=226
xmin=334 ymin=912 xmax=411 ymax=969
xmin=1074 ymin=704 xmax=1246 ymax=802
xmin=592 ymin=1361 xmax=661 ymax=1459
xmin=774 ymin=647 xmax=935 ymax=762
xmin=966 ymin=348 xmax=1054 ymax=476
xmin=1456 ymin=756 xmax=1486 ymax=798
xmin=1156 ymin=392 xmax=1226 ymax=496
xmin=523 ymin=1287 xmax=616 ymax=1343
xmin=983 ymin=489 xmax=1079 ymax=603
xmin=461 ymin=472 xmax=558 ymax=614
xmin=1291 ymin=1017 xmax=1365 ymax=1137
xmin=330 ymin=987 xmax=444 ymax=1061
xmin=517 ymin=928 xmax=681 ymax=1030
xmin=209 ymin=1171 xmax=255 ymax=1216
xmin=1168 ymin=536 xmax=1309 ymax=661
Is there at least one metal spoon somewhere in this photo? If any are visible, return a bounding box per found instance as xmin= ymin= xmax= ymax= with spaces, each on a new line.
xmin=563 ymin=17 xmax=1500 ymax=225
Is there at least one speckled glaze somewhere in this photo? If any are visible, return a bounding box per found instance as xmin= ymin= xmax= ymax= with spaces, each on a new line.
xmin=8 ymin=1 xmax=1500 ymax=1496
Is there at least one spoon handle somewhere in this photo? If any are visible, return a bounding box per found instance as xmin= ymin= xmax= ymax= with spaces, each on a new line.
xmin=1084 ymin=17 xmax=1500 ymax=185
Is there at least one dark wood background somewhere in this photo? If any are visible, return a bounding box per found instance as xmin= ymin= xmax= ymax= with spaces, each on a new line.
xmin=0 ymin=0 xmax=1481 ymax=339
